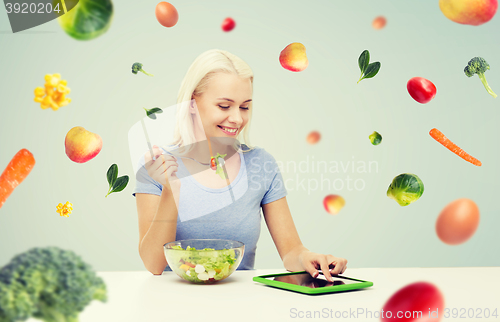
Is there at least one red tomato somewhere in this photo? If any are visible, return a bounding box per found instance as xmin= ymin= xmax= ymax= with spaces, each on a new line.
xmin=210 ymin=157 xmax=216 ymax=170
xmin=221 ymin=17 xmax=236 ymax=32
xmin=407 ymin=77 xmax=437 ymax=104
xmin=382 ymin=282 xmax=444 ymax=321
xmin=155 ymin=2 xmax=179 ymax=28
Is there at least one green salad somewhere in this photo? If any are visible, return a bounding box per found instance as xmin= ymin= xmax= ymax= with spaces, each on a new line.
xmin=169 ymin=246 xmax=237 ymax=282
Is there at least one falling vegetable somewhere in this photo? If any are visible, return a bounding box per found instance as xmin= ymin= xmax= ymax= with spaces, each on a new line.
xmin=34 ymin=73 xmax=71 ymax=111
xmin=464 ymin=57 xmax=497 ymax=98
xmin=0 ymin=247 xmax=107 ymax=322
xmin=221 ymin=17 xmax=236 ymax=32
xmin=357 ymin=50 xmax=381 ymax=84
xmin=57 ymin=0 xmax=114 ymax=40
xmin=429 ymin=128 xmax=482 ymax=166
xmin=56 ymin=201 xmax=73 ymax=217
xmin=106 ymin=164 xmax=129 ymax=197
xmin=0 ymin=149 xmax=35 ymax=210
xmin=144 ymin=107 xmax=163 ymax=119
xmin=369 ymin=131 xmax=382 ymax=145
xmin=407 ymin=77 xmax=437 ymax=104
xmin=132 ymin=63 xmax=154 ymax=76
xmin=387 ymin=173 xmax=424 ymax=206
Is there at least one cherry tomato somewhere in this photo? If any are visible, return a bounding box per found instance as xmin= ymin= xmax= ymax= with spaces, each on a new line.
xmin=221 ymin=17 xmax=236 ymax=32
xmin=155 ymin=2 xmax=179 ymax=28
xmin=407 ymin=77 xmax=437 ymax=104
xmin=210 ymin=157 xmax=216 ymax=170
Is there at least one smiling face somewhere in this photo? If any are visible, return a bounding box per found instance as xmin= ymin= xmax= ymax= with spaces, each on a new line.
xmin=192 ymin=72 xmax=252 ymax=140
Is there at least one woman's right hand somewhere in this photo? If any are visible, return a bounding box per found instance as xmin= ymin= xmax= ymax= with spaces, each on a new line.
xmin=144 ymin=146 xmax=181 ymax=192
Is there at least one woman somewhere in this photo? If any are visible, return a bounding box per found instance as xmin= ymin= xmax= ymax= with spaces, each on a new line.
xmin=134 ymin=49 xmax=347 ymax=281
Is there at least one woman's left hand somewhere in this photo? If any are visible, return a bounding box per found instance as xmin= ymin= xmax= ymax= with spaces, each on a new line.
xmin=299 ymin=251 xmax=347 ymax=282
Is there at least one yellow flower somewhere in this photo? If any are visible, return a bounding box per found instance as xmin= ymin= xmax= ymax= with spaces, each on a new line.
xmin=56 ymin=201 xmax=73 ymax=217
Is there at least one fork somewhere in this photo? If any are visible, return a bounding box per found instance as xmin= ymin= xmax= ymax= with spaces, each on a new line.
xmin=162 ymin=151 xmax=211 ymax=166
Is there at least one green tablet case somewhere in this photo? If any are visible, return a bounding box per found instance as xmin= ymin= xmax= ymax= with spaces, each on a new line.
xmin=253 ymin=270 xmax=373 ymax=295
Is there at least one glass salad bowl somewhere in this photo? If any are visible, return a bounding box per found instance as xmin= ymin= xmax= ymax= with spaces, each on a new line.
xmin=163 ymin=239 xmax=245 ymax=284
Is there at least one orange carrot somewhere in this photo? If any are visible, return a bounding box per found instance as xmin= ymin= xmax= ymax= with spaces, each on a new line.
xmin=0 ymin=149 xmax=36 ymax=209
xmin=429 ymin=128 xmax=481 ymax=166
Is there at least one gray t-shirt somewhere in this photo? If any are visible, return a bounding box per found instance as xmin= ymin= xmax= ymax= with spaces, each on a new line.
xmin=133 ymin=145 xmax=288 ymax=270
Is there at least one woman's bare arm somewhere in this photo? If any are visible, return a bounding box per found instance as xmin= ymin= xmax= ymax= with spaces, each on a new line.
xmin=261 ymin=196 xmax=306 ymax=270
xmin=137 ymin=148 xmax=181 ymax=275
xmin=136 ymin=187 xmax=179 ymax=275
xmin=262 ymin=196 xmax=347 ymax=281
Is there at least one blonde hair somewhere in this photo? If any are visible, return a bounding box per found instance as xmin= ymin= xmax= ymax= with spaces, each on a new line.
xmin=172 ymin=49 xmax=255 ymax=153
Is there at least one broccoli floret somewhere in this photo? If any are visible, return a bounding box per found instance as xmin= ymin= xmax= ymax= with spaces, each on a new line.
xmin=0 ymin=279 xmax=35 ymax=322
xmin=464 ymin=57 xmax=497 ymax=98
xmin=131 ymin=62 xmax=154 ymax=76
xmin=0 ymin=247 xmax=107 ymax=322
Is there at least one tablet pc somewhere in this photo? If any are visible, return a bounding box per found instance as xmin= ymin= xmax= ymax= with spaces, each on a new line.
xmin=253 ymin=271 xmax=373 ymax=295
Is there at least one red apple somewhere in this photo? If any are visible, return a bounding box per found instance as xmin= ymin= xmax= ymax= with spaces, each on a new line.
xmin=323 ymin=195 xmax=345 ymax=215
xmin=439 ymin=0 xmax=498 ymax=25
xmin=279 ymin=43 xmax=308 ymax=72
xmin=65 ymin=126 xmax=102 ymax=163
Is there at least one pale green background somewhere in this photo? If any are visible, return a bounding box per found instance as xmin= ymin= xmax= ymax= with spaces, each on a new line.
xmin=0 ymin=0 xmax=499 ymax=271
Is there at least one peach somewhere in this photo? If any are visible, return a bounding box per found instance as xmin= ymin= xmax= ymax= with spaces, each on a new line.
xmin=323 ymin=195 xmax=345 ymax=215
xmin=65 ymin=126 xmax=102 ymax=163
xmin=279 ymin=42 xmax=308 ymax=72
xmin=439 ymin=0 xmax=498 ymax=25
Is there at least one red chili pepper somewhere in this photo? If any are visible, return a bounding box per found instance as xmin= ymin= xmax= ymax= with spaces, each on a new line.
xmin=210 ymin=157 xmax=216 ymax=170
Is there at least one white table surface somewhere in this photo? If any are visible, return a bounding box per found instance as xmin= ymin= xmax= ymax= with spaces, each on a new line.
xmin=28 ymin=267 xmax=499 ymax=322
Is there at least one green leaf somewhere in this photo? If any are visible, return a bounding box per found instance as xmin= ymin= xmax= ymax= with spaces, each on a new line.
xmin=363 ymin=62 xmax=381 ymax=79
xmin=106 ymin=175 xmax=129 ymax=197
xmin=107 ymin=164 xmax=118 ymax=189
xmin=358 ymin=50 xmax=370 ymax=74
xmin=145 ymin=107 xmax=163 ymax=120
xmin=358 ymin=62 xmax=381 ymax=83
xmin=111 ymin=176 xmax=129 ymax=193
